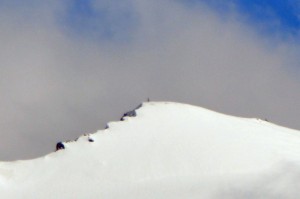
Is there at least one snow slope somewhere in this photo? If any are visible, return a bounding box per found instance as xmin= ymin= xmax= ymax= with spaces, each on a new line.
xmin=1 ymin=102 xmax=300 ymax=198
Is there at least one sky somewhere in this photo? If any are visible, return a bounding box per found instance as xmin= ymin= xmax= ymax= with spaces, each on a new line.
xmin=1 ymin=0 xmax=300 ymax=160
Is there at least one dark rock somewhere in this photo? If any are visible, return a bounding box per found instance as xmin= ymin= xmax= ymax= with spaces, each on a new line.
xmin=124 ymin=110 xmax=137 ymax=117
xmin=121 ymin=110 xmax=136 ymax=121
xmin=88 ymin=138 xmax=94 ymax=142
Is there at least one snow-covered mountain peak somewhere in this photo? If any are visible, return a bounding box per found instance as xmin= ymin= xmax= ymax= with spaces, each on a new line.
xmin=1 ymin=102 xmax=300 ymax=198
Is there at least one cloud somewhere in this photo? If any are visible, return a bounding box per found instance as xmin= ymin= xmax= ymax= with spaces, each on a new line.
xmin=0 ymin=0 xmax=300 ymax=160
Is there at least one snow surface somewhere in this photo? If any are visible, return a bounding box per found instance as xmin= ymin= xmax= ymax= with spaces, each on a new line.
xmin=1 ymin=102 xmax=300 ymax=198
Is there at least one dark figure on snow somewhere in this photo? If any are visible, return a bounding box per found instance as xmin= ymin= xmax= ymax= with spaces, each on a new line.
xmin=56 ymin=142 xmax=65 ymax=151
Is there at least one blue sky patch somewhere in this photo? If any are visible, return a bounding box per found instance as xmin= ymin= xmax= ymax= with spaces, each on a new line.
xmin=190 ymin=0 xmax=300 ymax=38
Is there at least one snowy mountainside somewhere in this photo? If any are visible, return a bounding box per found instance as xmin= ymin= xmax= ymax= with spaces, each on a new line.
xmin=1 ymin=102 xmax=300 ymax=198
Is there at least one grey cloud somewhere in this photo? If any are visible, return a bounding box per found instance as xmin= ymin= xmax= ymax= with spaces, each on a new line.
xmin=0 ymin=0 xmax=300 ymax=160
